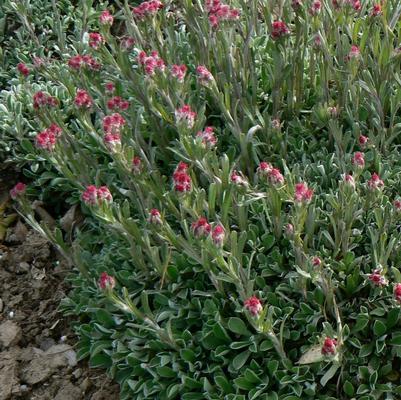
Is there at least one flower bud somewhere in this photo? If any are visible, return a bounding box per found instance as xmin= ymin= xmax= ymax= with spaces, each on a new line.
xmin=244 ymin=296 xmax=263 ymax=316
xmin=212 ymin=224 xmax=225 ymax=246
xmin=10 ymin=182 xmax=26 ymax=199
xmin=148 ymin=208 xmax=162 ymax=225
xmin=99 ymin=272 xmax=116 ymax=290
xmin=321 ymin=337 xmax=337 ymax=355
xmin=191 ymin=217 xmax=211 ymax=238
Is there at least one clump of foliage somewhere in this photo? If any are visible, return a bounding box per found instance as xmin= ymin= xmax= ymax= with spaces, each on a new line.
xmin=5 ymin=0 xmax=401 ymax=399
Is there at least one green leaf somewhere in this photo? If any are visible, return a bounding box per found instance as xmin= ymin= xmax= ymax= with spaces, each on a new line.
xmin=232 ymin=350 xmax=250 ymax=370
xmin=359 ymin=343 xmax=374 ymax=357
xmin=343 ymin=381 xmax=355 ymax=397
xmin=320 ymin=364 xmax=340 ymax=387
xmin=227 ymin=317 xmax=251 ymax=336
xmin=387 ymin=308 xmax=400 ymax=329
xmin=352 ymin=313 xmax=369 ymax=333
xmin=373 ymin=320 xmax=387 ymax=336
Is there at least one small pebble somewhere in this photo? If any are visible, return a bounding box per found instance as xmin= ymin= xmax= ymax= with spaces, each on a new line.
xmin=9 ymin=311 xmax=14 ymax=318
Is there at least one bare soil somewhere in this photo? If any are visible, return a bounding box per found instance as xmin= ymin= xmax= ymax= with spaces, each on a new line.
xmin=0 ymin=172 xmax=119 ymax=400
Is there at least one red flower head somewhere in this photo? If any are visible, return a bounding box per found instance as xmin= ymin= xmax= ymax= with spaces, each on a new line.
xmin=294 ymin=182 xmax=314 ymax=204
xmin=196 ymin=65 xmax=213 ymax=85
xmin=175 ymin=105 xmax=197 ymax=129
xmin=132 ymin=156 xmax=142 ymax=174
xmin=17 ymin=63 xmax=30 ymax=77
xmin=97 ymin=186 xmax=113 ymax=203
xmin=10 ymin=182 xmax=26 ymax=200
xmin=82 ymin=185 xmax=98 ymax=205
xmin=271 ymin=21 xmax=290 ymax=40
xmin=191 ymin=217 xmax=211 ymax=238
xmin=368 ymin=269 xmax=388 ymax=286
xmin=351 ymin=152 xmax=365 ymax=169
xmin=312 ymin=256 xmax=322 ymax=267
xmin=99 ymin=272 xmax=116 ymax=290
xmin=196 ymin=126 xmax=217 ymax=148
xmin=105 ymin=82 xmax=115 ymax=93
xmin=133 ymin=0 xmax=163 ymax=20
xmin=35 ymin=130 xmax=57 ymax=151
xmin=99 ymin=10 xmax=114 ymax=25
xmin=244 ymin=296 xmax=263 ymax=316
xmin=74 ymin=89 xmax=93 ymax=108
xmin=82 ymin=185 xmax=112 ymax=206
xmin=343 ymin=174 xmax=355 ymax=189
xmin=107 ymin=96 xmax=130 ymax=111
xmin=103 ymin=113 xmax=126 ymax=134
xmin=394 ymin=199 xmax=401 ymax=212
xmin=137 ymin=50 xmax=165 ymax=75
xmin=321 ymin=337 xmax=337 ymax=355
xmin=171 ymin=64 xmax=187 ymax=83
xmin=268 ymin=168 xmax=284 ymax=186
xmin=88 ymin=32 xmax=105 ymax=50
xmin=33 ymin=91 xmax=58 ymax=109
xmin=367 ymin=173 xmax=384 ymax=191
xmin=148 ymin=208 xmax=162 ymax=225
xmin=309 ymin=1 xmax=322 ymax=15
xmin=358 ymin=135 xmax=368 ymax=149
xmin=371 ymin=3 xmax=382 ymax=16
xmin=257 ymin=162 xmax=273 ymax=177
xmin=212 ymin=224 xmax=225 ymax=246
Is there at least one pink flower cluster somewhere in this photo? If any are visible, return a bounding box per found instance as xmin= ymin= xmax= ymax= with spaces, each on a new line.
xmin=175 ymin=105 xmax=197 ymax=129
xmin=352 ymin=152 xmax=365 ymax=168
xmin=171 ymin=64 xmax=187 ymax=82
xmin=68 ymin=54 xmax=101 ymax=71
xmin=17 ymin=63 xmax=30 ymax=77
xmin=309 ymin=1 xmax=322 ymax=16
xmin=89 ymin=33 xmax=104 ymax=50
xmin=35 ymin=124 xmax=62 ymax=151
xmin=191 ymin=217 xmax=225 ymax=245
xmin=367 ymin=173 xmax=384 ymax=191
xmin=244 ymin=296 xmax=263 ymax=316
xmin=343 ymin=174 xmax=355 ymax=189
xmin=133 ymin=0 xmax=163 ymax=19
xmin=33 ymin=91 xmax=58 ymax=109
xmin=132 ymin=156 xmax=142 ymax=174
xmin=10 ymin=182 xmax=26 ymax=200
xmin=191 ymin=217 xmax=211 ymax=238
xmin=359 ymin=135 xmax=368 ymax=149
xmin=99 ymin=272 xmax=115 ymax=290
xmin=205 ymin=0 xmax=240 ymax=28
xmin=173 ymin=162 xmax=192 ymax=192
xmin=138 ymin=51 xmax=166 ymax=75
xmin=346 ymin=45 xmax=360 ymax=61
xmin=294 ymin=182 xmax=313 ymax=204
xmin=271 ymin=21 xmax=290 ymax=40
xmin=321 ymin=337 xmax=337 ymax=355
xmin=212 ymin=224 xmax=225 ymax=246
xmin=99 ymin=10 xmax=114 ymax=25
xmin=196 ymin=126 xmax=217 ymax=148
xmin=74 ymin=89 xmax=93 ymax=109
xmin=107 ymin=96 xmax=130 ymax=111
xmin=231 ymin=170 xmax=248 ymax=187
xmin=257 ymin=162 xmax=284 ymax=186
xmin=368 ymin=269 xmax=388 ymax=286
xmin=82 ymin=185 xmax=113 ymax=206
xmin=196 ymin=65 xmax=213 ymax=85
xmin=371 ymin=3 xmax=382 ymax=16
xmin=148 ymin=208 xmax=162 ymax=225
xmin=103 ymin=113 xmax=126 ymax=134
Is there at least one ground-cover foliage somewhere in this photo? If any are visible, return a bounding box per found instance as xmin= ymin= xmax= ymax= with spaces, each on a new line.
xmin=4 ymin=0 xmax=401 ymax=399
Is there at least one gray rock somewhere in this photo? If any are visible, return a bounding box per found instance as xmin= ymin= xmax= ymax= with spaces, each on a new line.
xmin=0 ymin=321 xmax=22 ymax=348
